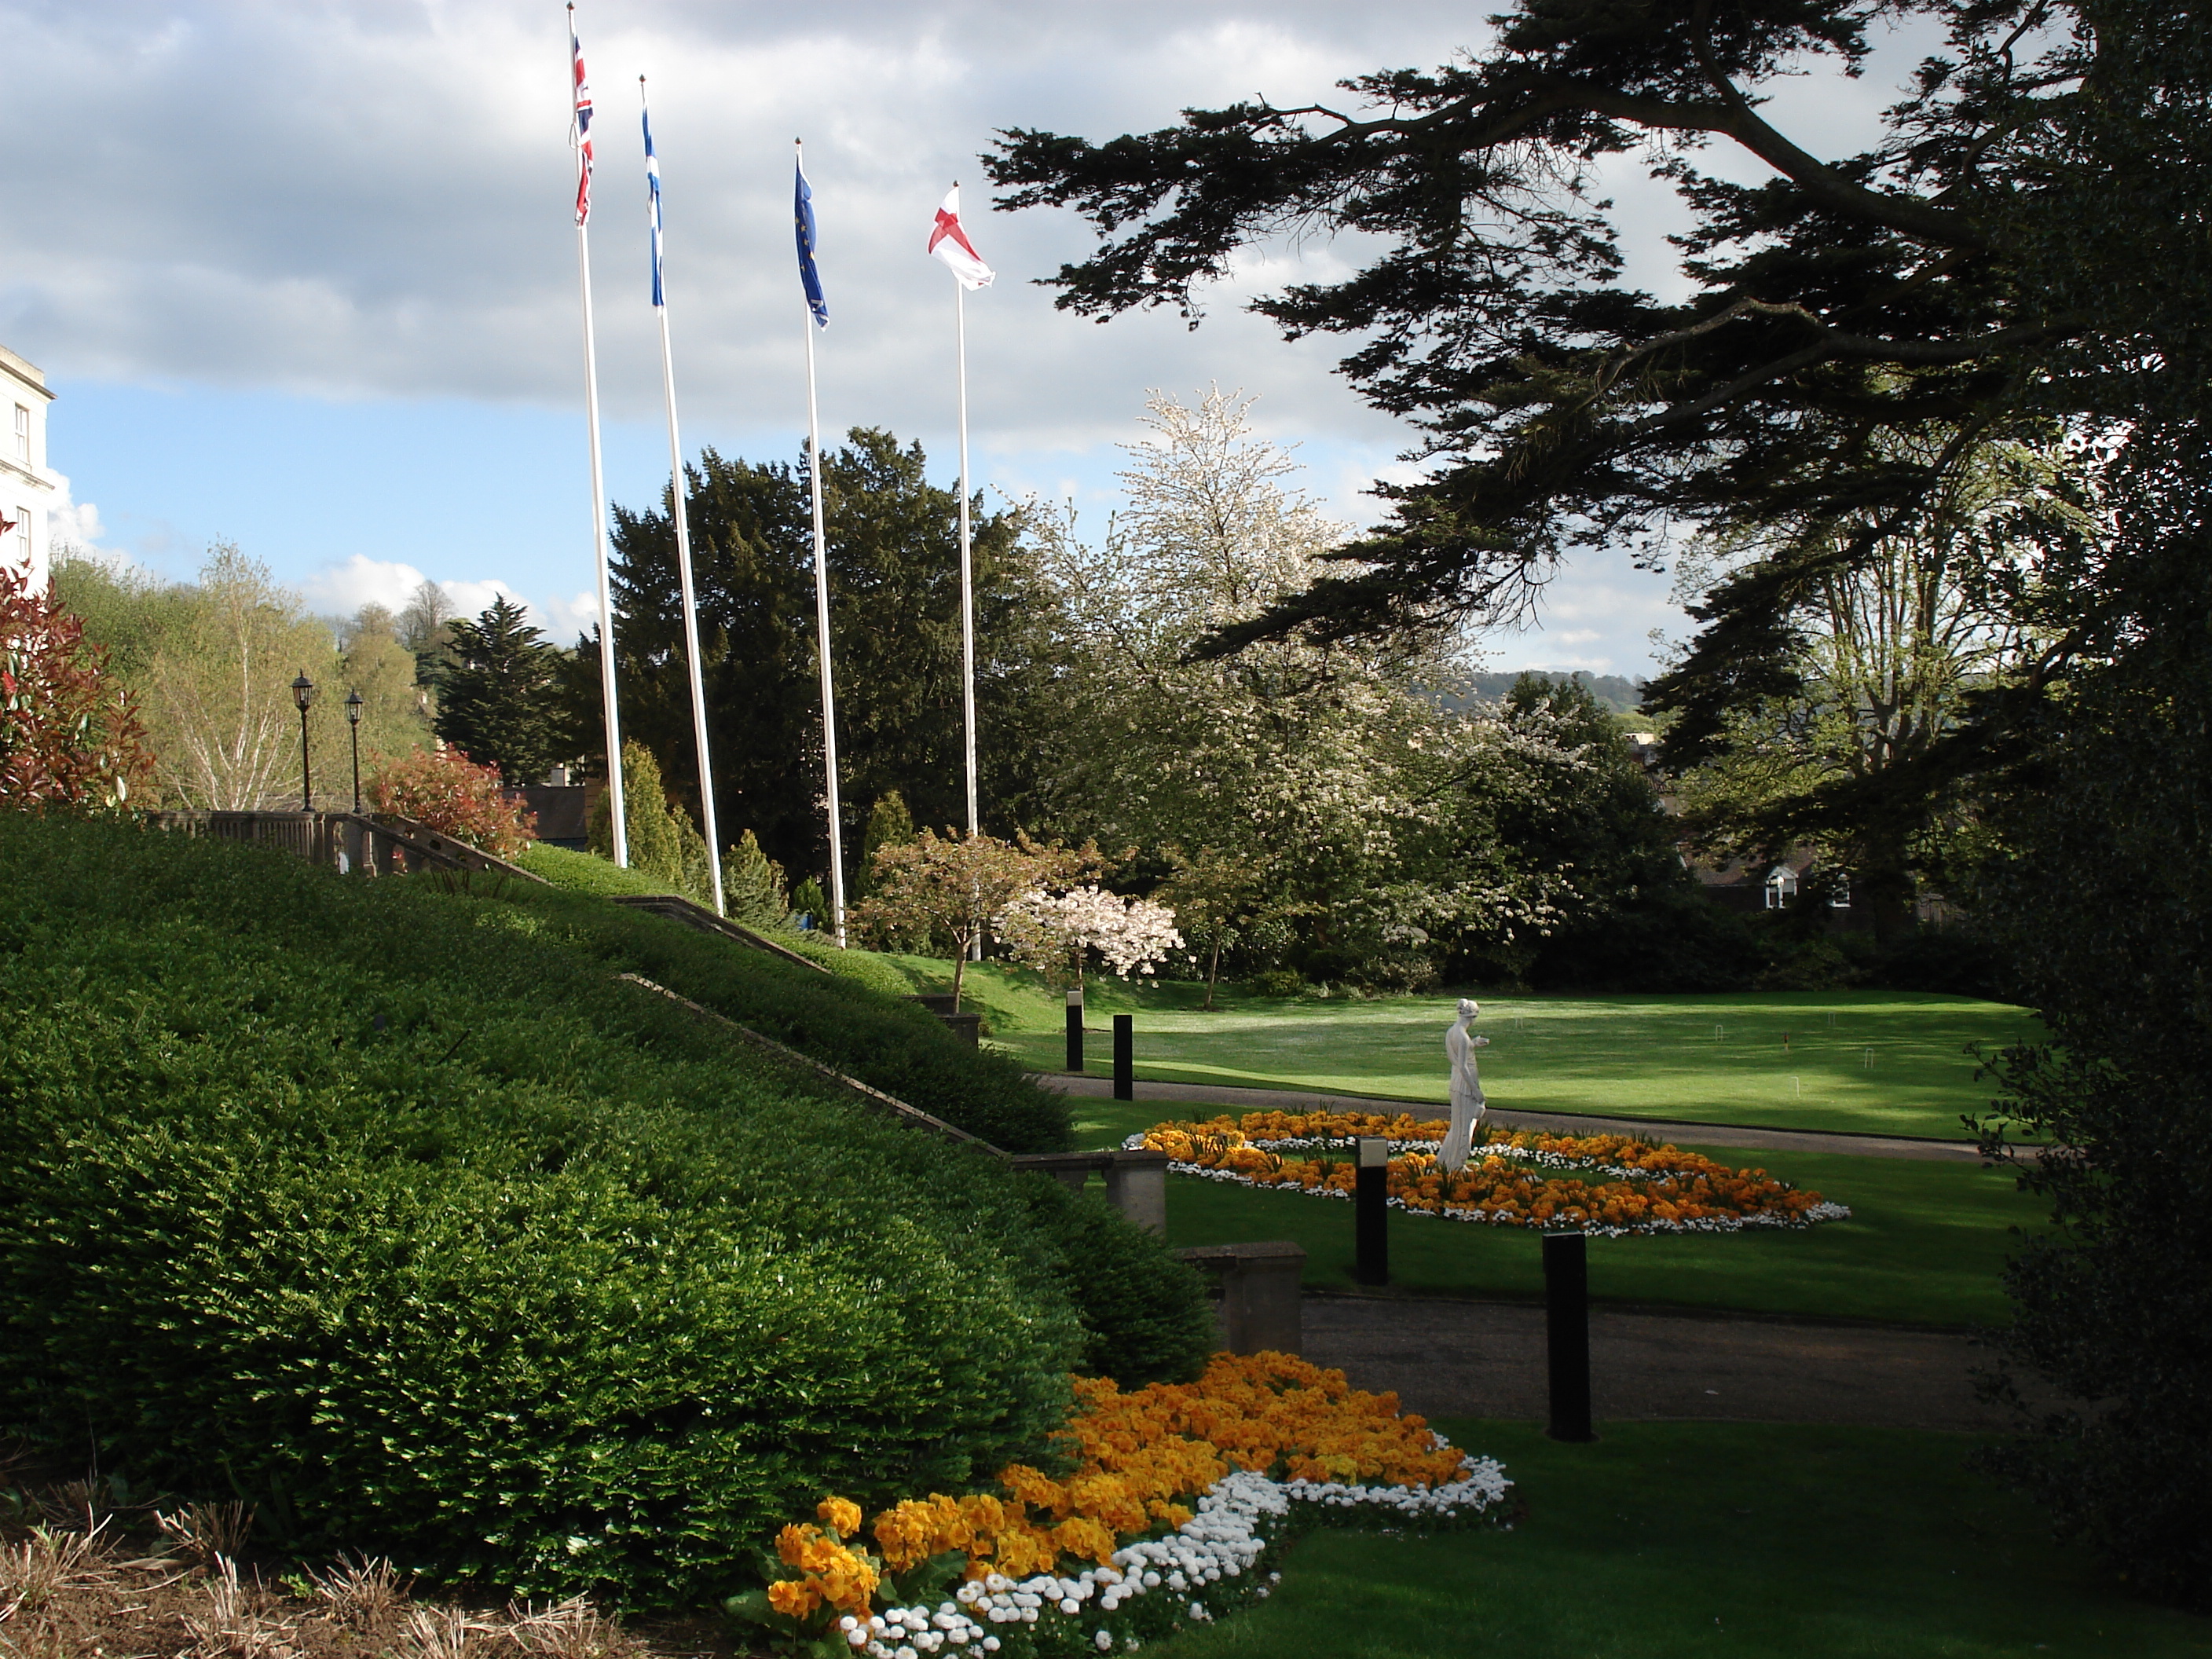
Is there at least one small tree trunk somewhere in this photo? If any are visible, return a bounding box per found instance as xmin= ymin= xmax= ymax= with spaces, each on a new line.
xmin=950 ymin=934 xmax=969 ymax=1013
xmin=1203 ymin=936 xmax=1224 ymax=1012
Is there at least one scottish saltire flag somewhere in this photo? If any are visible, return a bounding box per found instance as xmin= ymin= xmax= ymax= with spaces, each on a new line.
xmin=927 ymin=185 xmax=994 ymax=290
xmin=643 ymin=102 xmax=665 ymax=307
xmin=795 ymin=152 xmax=828 ymax=328
xmin=567 ymin=7 xmax=594 ymax=225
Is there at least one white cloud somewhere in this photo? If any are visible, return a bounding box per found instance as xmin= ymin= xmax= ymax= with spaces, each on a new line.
xmin=538 ymin=590 xmax=604 ymax=646
xmin=297 ymin=555 xmax=584 ymax=643
xmin=298 ymin=554 xmax=427 ymax=617
xmin=1 ymin=1 xmax=1921 ymax=678
xmin=45 ymin=471 xmax=108 ymax=556
xmin=0 ymin=2 xmax=1912 ymax=447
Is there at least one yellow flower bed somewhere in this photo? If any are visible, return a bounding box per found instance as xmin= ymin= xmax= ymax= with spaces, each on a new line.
xmin=1139 ymin=1112 xmax=1844 ymax=1233
xmin=764 ymin=1352 xmax=1465 ymax=1621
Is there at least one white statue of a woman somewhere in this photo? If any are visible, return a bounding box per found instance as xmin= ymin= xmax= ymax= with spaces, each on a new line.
xmin=1439 ymin=998 xmax=1490 ymax=1174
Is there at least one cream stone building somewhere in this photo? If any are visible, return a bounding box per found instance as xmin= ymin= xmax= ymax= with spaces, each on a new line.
xmin=1 ymin=342 xmax=57 ymax=591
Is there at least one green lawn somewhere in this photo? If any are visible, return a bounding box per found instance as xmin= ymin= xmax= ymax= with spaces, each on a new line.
xmin=1147 ymin=1421 xmax=2212 ymax=1659
xmin=1156 ymin=1146 xmax=2033 ymax=1327
xmin=925 ymin=959 xmax=2038 ymax=1140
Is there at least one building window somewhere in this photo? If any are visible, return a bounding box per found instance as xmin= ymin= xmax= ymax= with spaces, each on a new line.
xmin=6 ymin=507 xmax=27 ymax=562
xmin=1764 ymin=866 xmax=1799 ymax=910
xmin=11 ymin=405 xmax=26 ymax=464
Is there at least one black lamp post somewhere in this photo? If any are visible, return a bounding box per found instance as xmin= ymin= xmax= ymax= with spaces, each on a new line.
xmin=344 ymin=690 xmax=364 ymax=812
xmin=291 ymin=672 xmax=316 ymax=811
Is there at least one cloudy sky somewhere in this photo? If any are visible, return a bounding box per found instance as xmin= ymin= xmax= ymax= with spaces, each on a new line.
xmin=0 ymin=1 xmax=1914 ymax=675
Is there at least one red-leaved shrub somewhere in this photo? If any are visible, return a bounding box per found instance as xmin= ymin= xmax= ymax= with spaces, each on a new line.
xmin=367 ymin=745 xmax=535 ymax=857
xmin=0 ymin=566 xmax=155 ymax=812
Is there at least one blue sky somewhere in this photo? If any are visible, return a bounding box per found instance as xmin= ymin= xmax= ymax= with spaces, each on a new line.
xmin=4 ymin=0 xmax=1916 ymax=676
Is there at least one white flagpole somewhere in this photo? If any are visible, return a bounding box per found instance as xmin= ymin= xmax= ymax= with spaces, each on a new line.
xmin=800 ymin=140 xmax=848 ymax=946
xmin=644 ymin=79 xmax=725 ymax=917
xmin=954 ymin=265 xmax=983 ymax=967
xmin=955 ymin=271 xmax=978 ymax=843
xmin=569 ymin=4 xmax=627 ymax=866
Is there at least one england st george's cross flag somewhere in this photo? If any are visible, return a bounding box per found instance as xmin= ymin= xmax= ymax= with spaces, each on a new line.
xmin=927 ymin=185 xmax=995 ymax=289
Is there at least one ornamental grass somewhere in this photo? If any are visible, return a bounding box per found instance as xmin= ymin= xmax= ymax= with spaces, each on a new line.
xmin=1137 ymin=1112 xmax=1849 ymax=1234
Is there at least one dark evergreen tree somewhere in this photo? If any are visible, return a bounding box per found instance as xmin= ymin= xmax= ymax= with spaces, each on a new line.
xmin=1495 ymin=676 xmax=1747 ymax=990
xmin=561 ymin=430 xmax=1073 ymax=894
xmin=434 ymin=595 xmax=560 ymax=784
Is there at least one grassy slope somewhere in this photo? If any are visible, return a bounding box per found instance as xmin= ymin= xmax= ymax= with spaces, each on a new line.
xmin=0 ymin=820 xmax=1111 ymax=1598
xmin=1062 ymin=1097 xmax=2034 ymax=1326
xmin=907 ymin=957 xmax=2038 ymax=1140
xmin=1152 ymin=1422 xmax=2212 ymax=1659
xmin=521 ymin=844 xmax=918 ymax=1001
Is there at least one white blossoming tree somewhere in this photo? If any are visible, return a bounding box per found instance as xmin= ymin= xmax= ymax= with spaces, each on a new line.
xmin=1024 ymin=388 xmax=1586 ymax=988
xmin=999 ymin=883 xmax=1185 ymax=990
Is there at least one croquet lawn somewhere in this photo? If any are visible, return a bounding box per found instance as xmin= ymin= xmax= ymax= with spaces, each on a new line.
xmin=892 ymin=960 xmax=2041 ymax=1141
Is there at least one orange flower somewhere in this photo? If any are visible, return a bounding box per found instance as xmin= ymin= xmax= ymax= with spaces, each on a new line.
xmin=766 ymin=1579 xmax=822 ymax=1619
xmin=764 ymin=1348 xmax=1485 ymax=1594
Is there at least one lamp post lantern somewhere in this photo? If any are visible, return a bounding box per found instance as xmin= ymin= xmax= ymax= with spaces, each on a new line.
xmin=344 ymin=689 xmax=364 ymax=813
xmin=291 ymin=672 xmax=316 ymax=811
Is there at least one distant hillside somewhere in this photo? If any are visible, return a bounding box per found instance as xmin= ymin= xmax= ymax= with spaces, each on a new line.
xmin=1443 ymin=669 xmax=1647 ymax=716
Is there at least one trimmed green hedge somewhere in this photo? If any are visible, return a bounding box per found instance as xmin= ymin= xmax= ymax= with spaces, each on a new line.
xmin=516 ymin=840 xmax=668 ymax=895
xmin=772 ymin=925 xmax=917 ymax=1000
xmin=518 ymin=844 xmax=925 ymax=1008
xmin=489 ymin=884 xmax=1068 ymax=1153
xmin=0 ymin=818 xmax=1201 ymax=1606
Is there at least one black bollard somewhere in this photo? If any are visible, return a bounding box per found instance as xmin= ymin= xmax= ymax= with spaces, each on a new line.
xmin=1112 ymin=1013 xmax=1134 ymax=1101
xmin=1354 ymin=1136 xmax=1390 ymax=1286
xmin=1066 ymin=990 xmax=1085 ymax=1074
xmin=1543 ymin=1231 xmax=1595 ymax=1442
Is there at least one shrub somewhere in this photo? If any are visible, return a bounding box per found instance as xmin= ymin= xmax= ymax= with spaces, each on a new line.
xmin=1016 ymin=1181 xmax=1214 ymax=1386
xmin=515 ymin=840 xmax=667 ymax=896
xmin=722 ymin=829 xmax=788 ymax=930
xmin=518 ymin=844 xmax=924 ymax=1005
xmin=1244 ymin=967 xmax=1307 ymax=999
xmin=0 ymin=567 xmax=155 ymax=811
xmin=500 ymin=884 xmax=1071 ymax=1153
xmin=367 ymin=746 xmax=534 ymax=856
xmin=587 ymin=740 xmax=712 ymax=903
xmin=0 ymin=817 xmax=1177 ymax=1606
xmin=1753 ymin=937 xmax=1865 ymax=992
xmin=772 ymin=928 xmax=918 ymax=1001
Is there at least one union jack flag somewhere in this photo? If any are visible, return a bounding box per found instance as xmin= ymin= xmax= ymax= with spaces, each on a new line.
xmin=568 ymin=5 xmax=594 ymax=225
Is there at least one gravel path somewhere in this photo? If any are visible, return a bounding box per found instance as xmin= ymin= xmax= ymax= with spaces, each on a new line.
xmin=1299 ymin=1293 xmax=2011 ymax=1432
xmin=1039 ymin=1074 xmax=1990 ymax=1162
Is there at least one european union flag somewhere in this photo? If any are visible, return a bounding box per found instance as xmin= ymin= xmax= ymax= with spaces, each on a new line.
xmin=795 ymin=151 xmax=828 ymax=329
xmin=644 ymin=104 xmax=665 ymax=308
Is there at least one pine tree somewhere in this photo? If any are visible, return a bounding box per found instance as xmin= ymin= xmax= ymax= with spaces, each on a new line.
xmin=856 ymin=789 xmax=915 ymax=899
xmin=721 ymin=830 xmax=789 ymax=930
xmin=588 ymin=739 xmax=713 ymax=904
xmin=436 ymin=595 xmax=560 ymax=784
